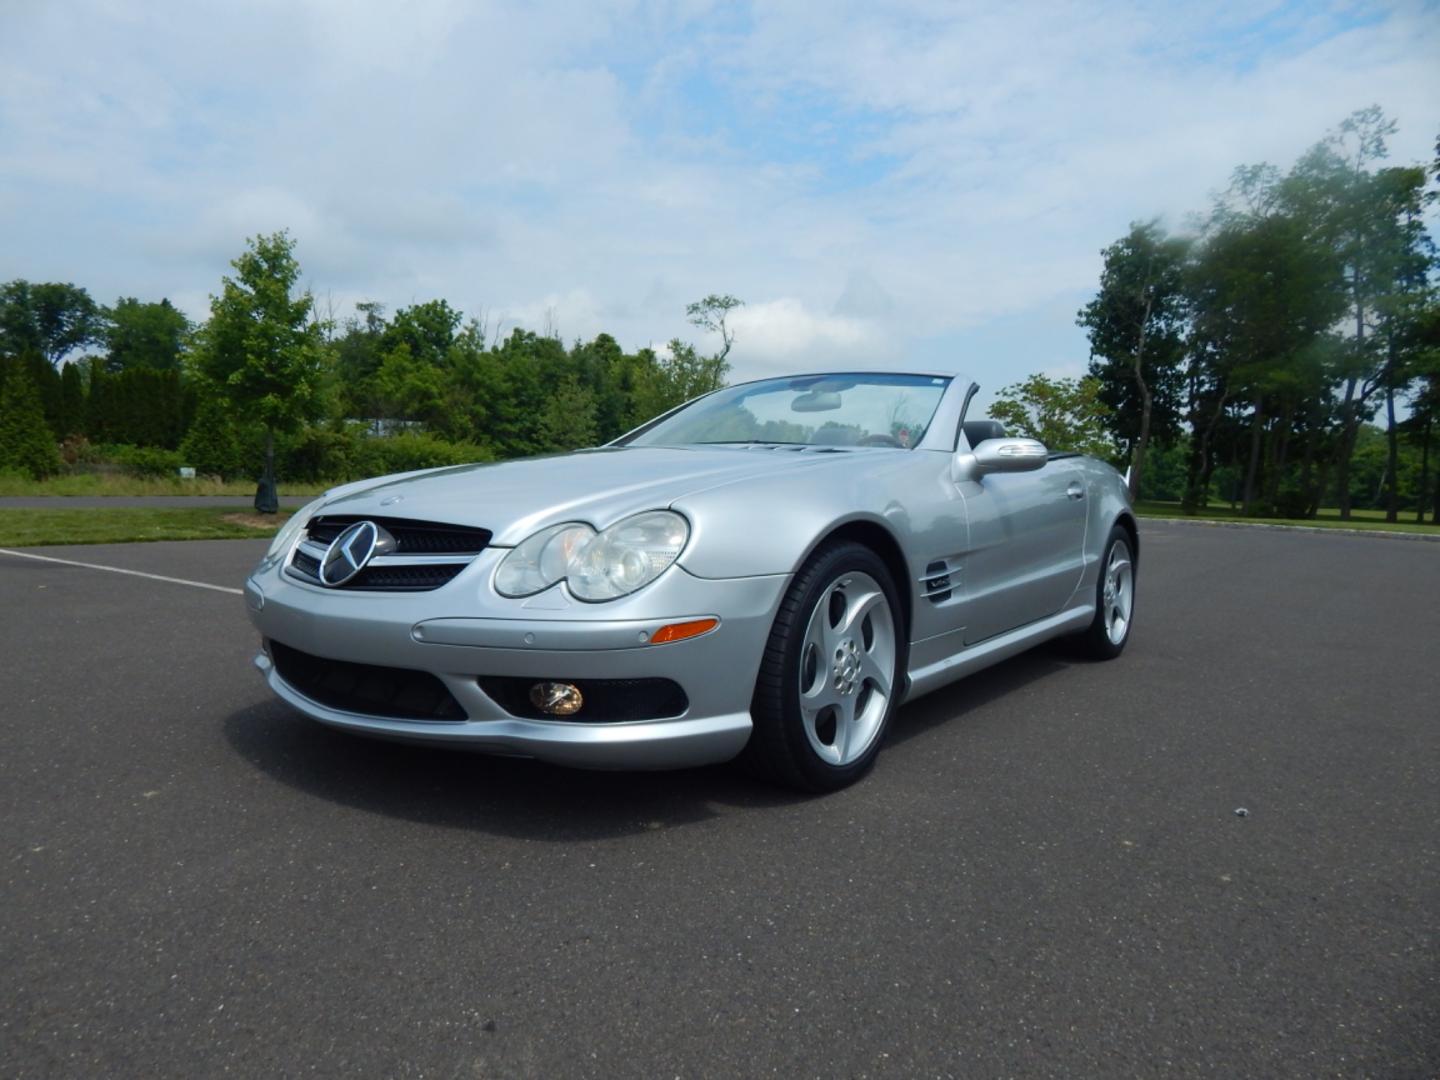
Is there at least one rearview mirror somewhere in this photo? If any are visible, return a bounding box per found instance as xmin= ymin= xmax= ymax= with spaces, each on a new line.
xmin=791 ymin=390 xmax=842 ymax=413
xmin=951 ymin=437 xmax=1048 ymax=481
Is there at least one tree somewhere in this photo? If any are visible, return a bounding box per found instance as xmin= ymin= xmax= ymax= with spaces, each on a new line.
xmin=538 ymin=376 xmax=599 ymax=452
xmin=103 ymin=298 xmax=190 ymax=372
xmin=1185 ymin=185 xmax=1346 ymax=515
xmin=0 ymin=281 xmax=102 ymax=366
xmin=1287 ymin=107 xmax=1431 ymax=518
xmin=0 ymin=360 xmax=62 ymax=478
xmin=685 ymin=294 xmax=743 ymax=367
xmin=988 ymin=374 xmax=1116 ymax=459
xmin=383 ymin=300 xmax=462 ymax=367
xmin=58 ymin=361 xmax=85 ymax=438
xmin=1078 ymin=221 xmax=1190 ymax=500
xmin=191 ymin=232 xmax=325 ymax=511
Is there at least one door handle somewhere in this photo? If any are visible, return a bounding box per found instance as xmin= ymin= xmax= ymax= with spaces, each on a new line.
xmin=1066 ymin=482 xmax=1085 ymax=500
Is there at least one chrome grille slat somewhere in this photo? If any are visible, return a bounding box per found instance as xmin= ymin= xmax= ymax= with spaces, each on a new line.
xmin=368 ymin=554 xmax=472 ymax=567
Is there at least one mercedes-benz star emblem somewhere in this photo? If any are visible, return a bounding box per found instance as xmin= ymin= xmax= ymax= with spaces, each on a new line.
xmin=320 ymin=520 xmax=393 ymax=586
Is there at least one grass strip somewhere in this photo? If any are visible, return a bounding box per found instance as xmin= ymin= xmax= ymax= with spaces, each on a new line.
xmin=0 ymin=507 xmax=291 ymax=547
xmin=0 ymin=474 xmax=329 ymax=498
xmin=1135 ymin=501 xmax=1440 ymax=536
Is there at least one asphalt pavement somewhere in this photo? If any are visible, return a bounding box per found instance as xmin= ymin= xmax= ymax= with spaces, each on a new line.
xmin=1 ymin=524 xmax=1436 ymax=1077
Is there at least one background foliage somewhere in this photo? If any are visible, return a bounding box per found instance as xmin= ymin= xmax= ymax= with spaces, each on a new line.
xmin=1 ymin=109 xmax=1435 ymax=526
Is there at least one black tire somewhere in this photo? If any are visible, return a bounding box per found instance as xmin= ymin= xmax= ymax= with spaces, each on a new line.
xmin=1072 ymin=524 xmax=1135 ymax=660
xmin=741 ymin=540 xmax=906 ymax=793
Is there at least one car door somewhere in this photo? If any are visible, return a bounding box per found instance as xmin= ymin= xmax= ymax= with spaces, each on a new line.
xmin=957 ymin=456 xmax=1088 ymax=644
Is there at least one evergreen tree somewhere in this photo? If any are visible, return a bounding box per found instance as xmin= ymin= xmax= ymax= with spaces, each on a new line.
xmin=0 ymin=361 xmax=62 ymax=477
xmin=58 ymin=361 xmax=85 ymax=438
xmin=179 ymin=393 xmax=243 ymax=479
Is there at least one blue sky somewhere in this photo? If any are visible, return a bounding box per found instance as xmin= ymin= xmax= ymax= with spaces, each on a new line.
xmin=1 ymin=0 xmax=1437 ymax=410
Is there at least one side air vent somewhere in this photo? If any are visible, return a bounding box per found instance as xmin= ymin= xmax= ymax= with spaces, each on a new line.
xmin=922 ymin=560 xmax=953 ymax=604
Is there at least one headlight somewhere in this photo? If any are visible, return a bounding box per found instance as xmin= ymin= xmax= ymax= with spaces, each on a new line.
xmin=494 ymin=522 xmax=596 ymax=597
xmin=494 ymin=510 xmax=690 ymax=601
xmin=258 ymin=497 xmax=326 ymax=569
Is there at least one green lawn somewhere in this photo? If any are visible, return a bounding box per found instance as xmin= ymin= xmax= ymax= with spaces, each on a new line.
xmin=0 ymin=507 xmax=291 ymax=547
xmin=1136 ymin=500 xmax=1440 ymax=536
xmin=0 ymin=473 xmax=329 ymax=498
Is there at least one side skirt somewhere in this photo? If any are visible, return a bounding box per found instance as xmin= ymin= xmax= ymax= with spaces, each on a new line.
xmin=901 ymin=603 xmax=1093 ymax=703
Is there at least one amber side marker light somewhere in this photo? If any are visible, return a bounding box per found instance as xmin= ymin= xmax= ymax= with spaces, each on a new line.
xmin=650 ymin=618 xmax=719 ymax=644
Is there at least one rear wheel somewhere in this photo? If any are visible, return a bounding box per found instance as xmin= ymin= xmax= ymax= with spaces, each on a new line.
xmin=744 ymin=541 xmax=903 ymax=792
xmin=1072 ymin=525 xmax=1135 ymax=660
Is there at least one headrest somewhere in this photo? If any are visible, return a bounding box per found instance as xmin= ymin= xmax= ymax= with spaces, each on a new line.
xmin=963 ymin=420 xmax=1007 ymax=447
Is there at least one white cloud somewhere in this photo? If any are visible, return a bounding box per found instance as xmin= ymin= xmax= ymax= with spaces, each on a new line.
xmin=725 ymin=298 xmax=895 ymax=377
xmin=0 ymin=0 xmax=1435 ymax=399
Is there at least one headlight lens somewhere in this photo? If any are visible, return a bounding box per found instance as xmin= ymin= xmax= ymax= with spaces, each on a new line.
xmin=494 ymin=511 xmax=690 ymax=601
xmin=259 ymin=497 xmax=326 ymax=568
xmin=494 ymin=522 xmax=596 ymax=597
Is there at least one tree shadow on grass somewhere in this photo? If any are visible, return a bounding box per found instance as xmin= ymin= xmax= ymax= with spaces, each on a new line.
xmin=222 ymin=644 xmax=1074 ymax=842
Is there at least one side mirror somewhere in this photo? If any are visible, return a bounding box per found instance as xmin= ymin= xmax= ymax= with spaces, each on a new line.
xmin=951 ymin=437 xmax=1048 ymax=482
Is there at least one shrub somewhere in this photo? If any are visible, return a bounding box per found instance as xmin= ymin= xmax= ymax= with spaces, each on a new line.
xmin=352 ymin=432 xmax=492 ymax=477
xmin=113 ymin=444 xmax=184 ymax=478
xmin=282 ymin=426 xmax=360 ymax=483
xmin=180 ymin=398 xmax=244 ymax=479
xmin=59 ymin=435 xmax=105 ymax=467
xmin=1274 ymin=482 xmax=1314 ymax=520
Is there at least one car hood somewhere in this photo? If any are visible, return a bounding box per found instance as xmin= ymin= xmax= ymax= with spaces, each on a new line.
xmin=319 ymin=446 xmax=851 ymax=545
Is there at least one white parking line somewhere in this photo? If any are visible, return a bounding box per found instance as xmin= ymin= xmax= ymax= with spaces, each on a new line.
xmin=0 ymin=548 xmax=244 ymax=595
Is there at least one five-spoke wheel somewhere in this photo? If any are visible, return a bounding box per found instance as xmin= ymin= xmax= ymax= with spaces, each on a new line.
xmin=1073 ymin=525 xmax=1136 ymax=659
xmin=797 ymin=570 xmax=897 ymax=767
xmin=746 ymin=541 xmax=904 ymax=791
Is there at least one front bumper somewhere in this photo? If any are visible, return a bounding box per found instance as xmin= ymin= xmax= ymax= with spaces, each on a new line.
xmin=244 ymin=550 xmax=788 ymax=770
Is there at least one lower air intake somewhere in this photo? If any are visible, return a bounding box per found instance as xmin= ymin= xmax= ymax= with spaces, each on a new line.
xmin=269 ymin=640 xmax=466 ymax=721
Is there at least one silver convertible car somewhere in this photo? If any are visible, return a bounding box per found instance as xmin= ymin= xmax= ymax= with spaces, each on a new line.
xmin=246 ymin=371 xmax=1136 ymax=791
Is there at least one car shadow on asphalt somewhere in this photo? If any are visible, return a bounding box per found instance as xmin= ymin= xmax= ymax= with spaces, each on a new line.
xmin=221 ymin=645 xmax=1076 ymax=841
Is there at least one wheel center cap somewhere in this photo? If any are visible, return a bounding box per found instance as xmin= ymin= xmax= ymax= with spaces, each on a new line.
xmin=832 ymin=639 xmax=861 ymax=695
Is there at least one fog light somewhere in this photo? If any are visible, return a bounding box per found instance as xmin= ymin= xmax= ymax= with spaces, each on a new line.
xmin=529 ymin=681 xmax=584 ymax=716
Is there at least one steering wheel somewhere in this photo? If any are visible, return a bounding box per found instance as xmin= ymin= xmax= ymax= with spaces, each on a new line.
xmin=858 ymin=433 xmax=901 ymax=447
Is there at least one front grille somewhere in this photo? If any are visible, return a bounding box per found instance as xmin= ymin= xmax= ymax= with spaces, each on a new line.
xmin=345 ymin=564 xmax=467 ymax=590
xmin=293 ymin=548 xmax=322 ymax=579
xmin=478 ymin=676 xmax=688 ymax=722
xmin=305 ymin=516 xmax=490 ymax=555
xmin=285 ymin=514 xmax=490 ymax=592
xmin=269 ymin=640 xmax=466 ymax=721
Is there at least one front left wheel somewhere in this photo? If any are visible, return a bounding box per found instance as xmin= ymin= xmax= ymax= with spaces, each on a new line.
xmin=743 ymin=541 xmax=904 ymax=792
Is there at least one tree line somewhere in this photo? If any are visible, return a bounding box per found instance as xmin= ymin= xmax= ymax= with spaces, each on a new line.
xmin=0 ymin=235 xmax=738 ymax=488
xmin=1075 ymin=107 xmax=1438 ymax=523
xmin=2 ymin=107 xmax=1436 ymax=524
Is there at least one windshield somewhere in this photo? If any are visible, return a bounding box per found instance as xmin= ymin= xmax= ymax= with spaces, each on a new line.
xmin=623 ymin=373 xmax=951 ymax=449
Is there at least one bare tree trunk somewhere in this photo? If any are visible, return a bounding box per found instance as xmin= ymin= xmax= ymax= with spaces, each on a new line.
xmin=1264 ymin=399 xmax=1293 ymax=512
xmin=1242 ymin=397 xmax=1265 ymax=515
xmin=1183 ymin=390 xmax=1228 ymax=514
xmin=1334 ymin=376 xmax=1359 ymax=520
xmin=1336 ymin=257 xmax=1369 ymax=521
xmin=1383 ymin=382 xmax=1400 ymax=523
xmin=1127 ymin=292 xmax=1154 ymax=502
xmin=1417 ymin=415 xmax=1432 ymax=524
